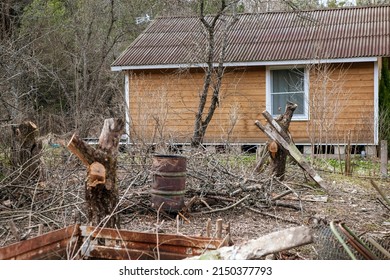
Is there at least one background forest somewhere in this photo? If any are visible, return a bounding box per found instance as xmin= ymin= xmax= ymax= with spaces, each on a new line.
xmin=1 ymin=0 xmax=388 ymax=140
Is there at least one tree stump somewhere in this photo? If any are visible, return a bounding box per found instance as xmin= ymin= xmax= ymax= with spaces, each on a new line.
xmin=67 ymin=118 xmax=125 ymax=228
xmin=267 ymin=102 xmax=297 ymax=180
xmin=11 ymin=121 xmax=42 ymax=181
xmin=255 ymin=104 xmax=328 ymax=190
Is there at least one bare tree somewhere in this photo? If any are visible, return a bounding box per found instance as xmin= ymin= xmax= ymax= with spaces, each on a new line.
xmin=306 ymin=63 xmax=352 ymax=160
xmin=191 ymin=0 xmax=240 ymax=147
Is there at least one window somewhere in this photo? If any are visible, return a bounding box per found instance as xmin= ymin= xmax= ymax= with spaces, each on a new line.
xmin=266 ymin=67 xmax=308 ymax=120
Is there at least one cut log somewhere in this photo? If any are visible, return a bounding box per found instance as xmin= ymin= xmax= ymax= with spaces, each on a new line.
xmin=188 ymin=226 xmax=313 ymax=260
xmin=66 ymin=118 xmax=124 ymax=228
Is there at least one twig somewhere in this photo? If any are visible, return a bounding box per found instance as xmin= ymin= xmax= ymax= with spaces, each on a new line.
xmin=377 ymin=198 xmax=390 ymax=211
xmin=245 ymin=206 xmax=300 ymax=225
xmin=8 ymin=221 xmax=20 ymax=241
xmin=115 ymin=224 xmax=132 ymax=260
xmin=273 ymin=177 xmax=303 ymax=212
xmin=199 ymin=197 xmax=213 ymax=210
xmin=155 ymin=202 xmax=164 ymax=260
xmin=178 ymin=212 xmax=190 ymax=223
xmin=271 ymin=190 xmax=293 ymax=201
xmin=192 ymin=194 xmax=251 ymax=215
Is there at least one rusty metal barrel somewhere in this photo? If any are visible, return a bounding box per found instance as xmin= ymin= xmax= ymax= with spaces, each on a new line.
xmin=150 ymin=154 xmax=186 ymax=213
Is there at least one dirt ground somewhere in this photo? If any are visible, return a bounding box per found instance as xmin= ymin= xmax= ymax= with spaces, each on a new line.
xmin=0 ymin=149 xmax=389 ymax=259
xmin=119 ymin=169 xmax=389 ymax=259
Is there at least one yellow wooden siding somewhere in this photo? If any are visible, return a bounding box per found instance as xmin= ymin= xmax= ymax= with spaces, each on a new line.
xmin=127 ymin=62 xmax=375 ymax=145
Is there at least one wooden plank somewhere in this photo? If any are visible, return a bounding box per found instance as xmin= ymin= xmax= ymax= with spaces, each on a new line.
xmin=381 ymin=140 xmax=388 ymax=178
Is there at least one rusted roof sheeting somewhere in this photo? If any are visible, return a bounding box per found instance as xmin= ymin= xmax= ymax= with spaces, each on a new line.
xmin=112 ymin=5 xmax=390 ymax=68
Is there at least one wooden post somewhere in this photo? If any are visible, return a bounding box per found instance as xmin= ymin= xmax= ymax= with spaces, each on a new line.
xmin=206 ymin=218 xmax=211 ymax=237
xmin=344 ymin=131 xmax=352 ymax=176
xmin=216 ymin=219 xmax=223 ymax=239
xmin=381 ymin=140 xmax=388 ymax=178
xmin=67 ymin=118 xmax=125 ymax=228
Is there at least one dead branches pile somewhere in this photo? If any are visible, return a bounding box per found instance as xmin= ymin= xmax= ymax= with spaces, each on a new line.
xmin=0 ymin=141 xmax=319 ymax=247
xmin=181 ymin=150 xmax=309 ymax=223
xmin=0 ymin=145 xmax=86 ymax=246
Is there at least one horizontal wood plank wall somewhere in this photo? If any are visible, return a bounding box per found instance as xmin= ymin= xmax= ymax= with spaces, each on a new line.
xmin=127 ymin=62 xmax=375 ymax=145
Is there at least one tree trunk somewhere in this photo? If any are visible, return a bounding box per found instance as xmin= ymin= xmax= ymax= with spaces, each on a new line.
xmin=11 ymin=121 xmax=42 ymax=181
xmin=67 ymin=118 xmax=124 ymax=228
xmin=190 ymin=1 xmax=238 ymax=148
xmin=255 ymin=109 xmax=328 ymax=190
xmin=268 ymin=102 xmax=297 ymax=180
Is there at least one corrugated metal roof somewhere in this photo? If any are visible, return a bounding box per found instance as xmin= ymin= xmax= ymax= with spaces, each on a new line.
xmin=112 ymin=5 xmax=390 ymax=68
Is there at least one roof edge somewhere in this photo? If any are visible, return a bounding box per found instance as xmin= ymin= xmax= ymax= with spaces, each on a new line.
xmin=111 ymin=57 xmax=378 ymax=71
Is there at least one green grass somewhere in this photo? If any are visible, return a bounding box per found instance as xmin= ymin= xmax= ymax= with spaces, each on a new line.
xmin=313 ymin=156 xmax=382 ymax=177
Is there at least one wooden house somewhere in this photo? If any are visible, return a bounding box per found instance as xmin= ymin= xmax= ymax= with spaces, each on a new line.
xmin=111 ymin=5 xmax=390 ymax=154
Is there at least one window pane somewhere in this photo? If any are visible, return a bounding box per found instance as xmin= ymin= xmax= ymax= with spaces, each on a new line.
xmin=272 ymin=92 xmax=304 ymax=115
xmin=271 ymin=69 xmax=304 ymax=93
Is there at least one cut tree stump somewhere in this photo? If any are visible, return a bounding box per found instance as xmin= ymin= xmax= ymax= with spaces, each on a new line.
xmin=255 ymin=106 xmax=328 ymax=190
xmin=11 ymin=120 xmax=42 ymax=181
xmin=67 ymin=118 xmax=125 ymax=228
xmin=261 ymin=102 xmax=296 ymax=180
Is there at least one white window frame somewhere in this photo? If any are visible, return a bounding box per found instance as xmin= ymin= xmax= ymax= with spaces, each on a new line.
xmin=266 ymin=65 xmax=309 ymax=121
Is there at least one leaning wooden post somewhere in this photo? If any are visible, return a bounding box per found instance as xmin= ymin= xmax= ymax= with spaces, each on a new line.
xmin=67 ymin=118 xmax=125 ymax=228
xmin=264 ymin=102 xmax=297 ymax=180
xmin=255 ymin=109 xmax=328 ymax=190
xmin=380 ymin=140 xmax=388 ymax=178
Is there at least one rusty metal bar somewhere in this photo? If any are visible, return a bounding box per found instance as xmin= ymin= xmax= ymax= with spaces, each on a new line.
xmin=87 ymin=245 xmax=192 ymax=260
xmin=0 ymin=225 xmax=80 ymax=260
xmin=0 ymin=224 xmax=229 ymax=260
xmin=80 ymin=226 xmax=226 ymax=249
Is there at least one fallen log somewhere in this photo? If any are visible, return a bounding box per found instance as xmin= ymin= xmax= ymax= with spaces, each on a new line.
xmin=187 ymin=226 xmax=312 ymax=260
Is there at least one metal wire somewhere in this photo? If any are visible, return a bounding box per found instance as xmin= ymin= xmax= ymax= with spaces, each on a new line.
xmin=312 ymin=221 xmax=390 ymax=260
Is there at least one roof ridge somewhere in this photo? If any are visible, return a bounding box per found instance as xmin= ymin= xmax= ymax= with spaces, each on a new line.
xmin=153 ymin=4 xmax=390 ymax=19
